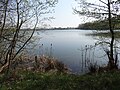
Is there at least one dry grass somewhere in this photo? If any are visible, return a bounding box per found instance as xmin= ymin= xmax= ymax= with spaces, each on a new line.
xmin=13 ymin=55 xmax=71 ymax=74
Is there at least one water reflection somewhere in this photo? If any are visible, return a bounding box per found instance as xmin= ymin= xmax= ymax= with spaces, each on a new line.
xmin=32 ymin=29 xmax=108 ymax=74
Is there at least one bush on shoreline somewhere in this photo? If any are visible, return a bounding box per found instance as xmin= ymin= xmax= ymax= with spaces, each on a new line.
xmin=9 ymin=55 xmax=71 ymax=74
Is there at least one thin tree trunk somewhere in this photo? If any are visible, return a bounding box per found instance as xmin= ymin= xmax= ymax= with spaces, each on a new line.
xmin=108 ymin=0 xmax=117 ymax=69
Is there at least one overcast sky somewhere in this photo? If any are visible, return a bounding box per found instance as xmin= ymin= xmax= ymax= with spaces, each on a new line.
xmin=49 ymin=0 xmax=82 ymax=28
xmin=48 ymin=0 xmax=99 ymax=28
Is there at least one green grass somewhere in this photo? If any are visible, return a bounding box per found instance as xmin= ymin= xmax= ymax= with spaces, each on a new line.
xmin=1 ymin=70 xmax=120 ymax=90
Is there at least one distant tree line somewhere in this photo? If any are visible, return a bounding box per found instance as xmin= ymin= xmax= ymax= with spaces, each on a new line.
xmin=77 ymin=16 xmax=120 ymax=30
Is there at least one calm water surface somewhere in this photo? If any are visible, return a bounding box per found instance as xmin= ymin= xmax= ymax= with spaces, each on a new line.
xmin=31 ymin=29 xmax=108 ymax=74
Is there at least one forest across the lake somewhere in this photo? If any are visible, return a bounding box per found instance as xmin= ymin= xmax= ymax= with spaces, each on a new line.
xmin=77 ymin=17 xmax=120 ymax=30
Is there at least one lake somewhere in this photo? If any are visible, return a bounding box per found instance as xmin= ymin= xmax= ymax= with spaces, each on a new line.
xmin=30 ymin=29 xmax=109 ymax=74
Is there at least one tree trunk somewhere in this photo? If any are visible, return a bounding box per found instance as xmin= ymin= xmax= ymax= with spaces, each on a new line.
xmin=107 ymin=0 xmax=118 ymax=69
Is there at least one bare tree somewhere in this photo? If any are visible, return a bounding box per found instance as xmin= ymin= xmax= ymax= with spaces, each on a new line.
xmin=74 ymin=0 xmax=120 ymax=69
xmin=0 ymin=0 xmax=57 ymax=73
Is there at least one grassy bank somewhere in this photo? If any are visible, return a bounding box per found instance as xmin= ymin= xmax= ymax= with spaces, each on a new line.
xmin=1 ymin=70 xmax=120 ymax=90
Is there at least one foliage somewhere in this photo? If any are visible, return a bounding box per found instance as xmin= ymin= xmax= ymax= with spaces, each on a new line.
xmin=1 ymin=70 xmax=120 ymax=90
xmin=88 ymin=62 xmax=98 ymax=73
xmin=78 ymin=18 xmax=120 ymax=30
